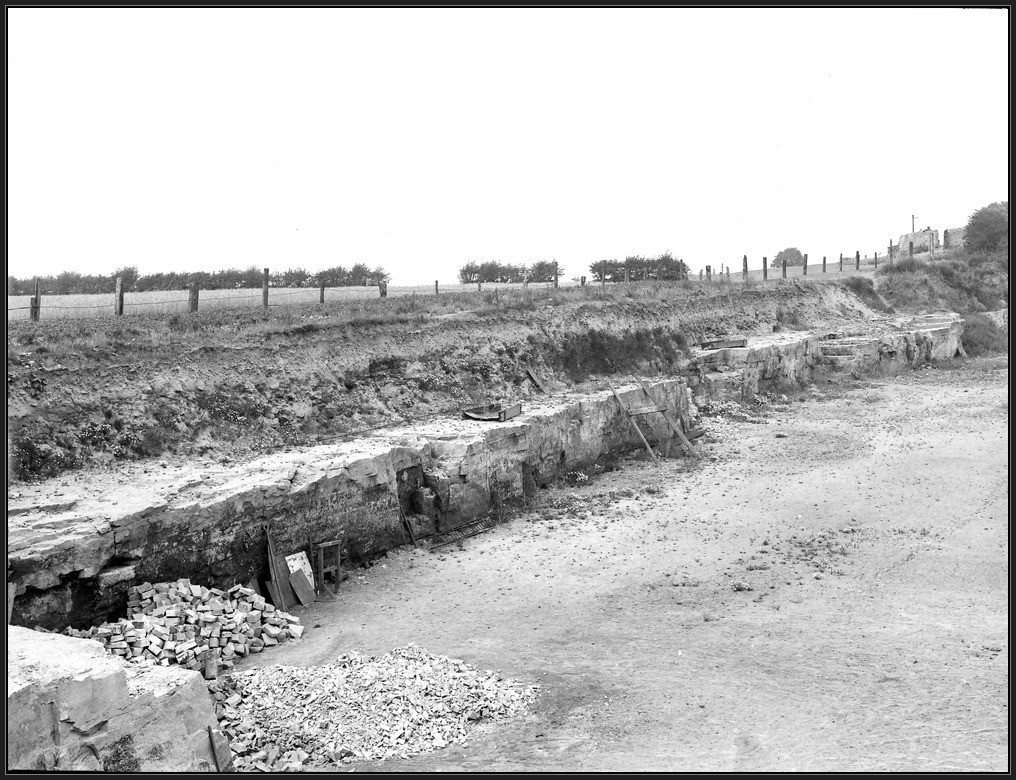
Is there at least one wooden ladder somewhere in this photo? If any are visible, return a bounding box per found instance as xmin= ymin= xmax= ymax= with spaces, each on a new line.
xmin=606 ymin=379 xmax=698 ymax=465
xmin=634 ymin=377 xmax=698 ymax=458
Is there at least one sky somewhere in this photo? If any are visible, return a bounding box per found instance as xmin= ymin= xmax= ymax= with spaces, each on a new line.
xmin=6 ymin=7 xmax=1010 ymax=283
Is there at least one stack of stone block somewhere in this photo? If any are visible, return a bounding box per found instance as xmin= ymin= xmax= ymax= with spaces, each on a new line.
xmin=63 ymin=578 xmax=304 ymax=679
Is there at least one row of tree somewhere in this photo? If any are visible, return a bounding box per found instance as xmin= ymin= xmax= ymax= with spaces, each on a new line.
xmin=457 ymin=253 xmax=691 ymax=285
xmin=588 ymin=253 xmax=688 ymax=282
xmin=457 ymin=260 xmax=560 ymax=284
xmin=7 ymin=264 xmax=392 ymax=296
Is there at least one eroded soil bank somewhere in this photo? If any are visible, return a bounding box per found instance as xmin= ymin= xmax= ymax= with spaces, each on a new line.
xmin=234 ymin=356 xmax=1008 ymax=772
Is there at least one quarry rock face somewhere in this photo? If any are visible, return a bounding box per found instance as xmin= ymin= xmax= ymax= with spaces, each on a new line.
xmin=9 ymin=380 xmax=690 ymax=629
xmin=7 ymin=626 xmax=223 ymax=772
xmin=6 ymin=316 xmax=964 ymax=631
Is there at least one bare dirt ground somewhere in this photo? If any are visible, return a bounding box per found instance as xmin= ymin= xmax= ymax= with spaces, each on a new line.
xmin=235 ymin=355 xmax=1009 ymax=772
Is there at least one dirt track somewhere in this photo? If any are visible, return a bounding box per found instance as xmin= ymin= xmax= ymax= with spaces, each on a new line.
xmin=237 ymin=356 xmax=1009 ymax=771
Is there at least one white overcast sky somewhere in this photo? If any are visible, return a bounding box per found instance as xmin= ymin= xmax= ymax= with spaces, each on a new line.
xmin=7 ymin=7 xmax=1009 ymax=283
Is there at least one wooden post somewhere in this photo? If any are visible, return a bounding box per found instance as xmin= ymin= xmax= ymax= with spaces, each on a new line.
xmin=189 ymin=282 xmax=199 ymax=313
xmin=554 ymin=261 xmax=559 ymax=289
xmin=782 ymin=258 xmax=787 ymax=279
xmin=435 ymin=280 xmax=439 ymax=295
xmin=115 ymin=276 xmax=124 ymax=316
xmin=624 ymin=267 xmax=630 ymax=284
xmin=742 ymin=255 xmax=748 ymax=279
xmin=601 ymin=266 xmax=605 ymax=286
xmin=262 ymin=268 xmax=269 ymax=309
xmin=802 ymin=253 xmax=808 ymax=276
xmin=581 ymin=276 xmax=586 ymax=287
xmin=477 ymin=281 xmax=482 ymax=292
xmin=379 ymin=281 xmax=387 ymax=298
xmin=705 ymin=265 xmax=711 ymax=282
xmin=658 ymin=264 xmax=663 ymax=282
xmin=874 ymin=251 xmax=878 ymax=269
xmin=839 ymin=253 xmax=843 ymax=271
xmin=319 ymin=281 xmax=325 ymax=304
xmin=822 ymin=255 xmax=827 ymax=273
xmin=855 ymin=250 xmax=860 ymax=270
xmin=30 ymin=278 xmax=40 ymax=321
xmin=698 ymin=269 xmax=703 ymax=281
xmin=762 ymin=258 xmax=768 ymax=281
xmin=909 ymin=241 xmax=914 ymax=259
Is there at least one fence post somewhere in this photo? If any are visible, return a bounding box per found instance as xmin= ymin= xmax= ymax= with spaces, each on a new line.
xmin=115 ymin=276 xmax=124 ymax=316
xmin=698 ymin=269 xmax=703 ymax=281
xmin=554 ymin=262 xmax=559 ymax=289
xmin=855 ymin=250 xmax=860 ymax=270
xmin=581 ymin=276 xmax=586 ymax=287
xmin=782 ymin=258 xmax=787 ymax=279
xmin=262 ymin=268 xmax=269 ymax=309
xmin=803 ymin=253 xmax=808 ymax=276
xmin=874 ymin=251 xmax=878 ymax=269
xmin=30 ymin=278 xmax=40 ymax=321
xmin=624 ymin=267 xmax=630 ymax=284
xmin=742 ymin=255 xmax=748 ymax=279
xmin=477 ymin=281 xmax=482 ymax=292
xmin=705 ymin=265 xmax=712 ymax=282
xmin=658 ymin=265 xmax=664 ymax=282
xmin=189 ymin=282 xmax=199 ymax=313
xmin=822 ymin=255 xmax=827 ymax=273
xmin=435 ymin=280 xmax=439 ymax=295
xmin=762 ymin=258 xmax=768 ymax=281
xmin=379 ymin=281 xmax=388 ymax=298
xmin=319 ymin=281 xmax=325 ymax=304
xmin=909 ymin=241 xmax=914 ymax=259
xmin=839 ymin=253 xmax=843 ymax=271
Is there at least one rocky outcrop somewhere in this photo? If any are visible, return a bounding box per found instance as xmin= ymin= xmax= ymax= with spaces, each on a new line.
xmin=9 ymin=380 xmax=691 ymax=629
xmin=688 ymin=314 xmax=964 ymax=402
xmin=7 ymin=626 xmax=226 ymax=771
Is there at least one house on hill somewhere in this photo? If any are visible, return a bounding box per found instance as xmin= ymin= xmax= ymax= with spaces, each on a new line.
xmin=898 ymin=228 xmax=939 ymax=253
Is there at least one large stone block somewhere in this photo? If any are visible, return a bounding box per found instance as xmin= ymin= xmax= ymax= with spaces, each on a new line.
xmin=7 ymin=627 xmax=220 ymax=772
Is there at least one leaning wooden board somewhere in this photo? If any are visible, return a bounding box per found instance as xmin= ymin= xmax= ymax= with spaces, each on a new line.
xmin=288 ymin=568 xmax=316 ymax=607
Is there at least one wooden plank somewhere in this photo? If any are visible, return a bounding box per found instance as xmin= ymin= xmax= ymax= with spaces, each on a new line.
xmin=246 ymin=578 xmax=262 ymax=597
xmin=399 ymin=505 xmax=418 ymax=548
xmin=526 ymin=368 xmax=550 ymax=394
xmin=264 ymin=526 xmax=289 ymax=612
xmin=272 ymin=554 xmax=298 ymax=609
xmin=288 ymin=569 xmax=316 ymax=606
xmin=8 ymin=583 xmax=16 ymax=624
xmin=264 ymin=580 xmax=284 ymax=610
xmin=635 ymin=377 xmax=698 ymax=458
xmin=606 ymin=380 xmax=658 ymax=464
xmin=700 ymin=337 xmax=747 ymax=350
xmin=627 ymin=405 xmax=669 ymax=415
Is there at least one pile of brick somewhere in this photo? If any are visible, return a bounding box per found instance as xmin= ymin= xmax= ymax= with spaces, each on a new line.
xmin=62 ymin=578 xmax=304 ymax=679
xmin=207 ymin=644 xmax=538 ymax=771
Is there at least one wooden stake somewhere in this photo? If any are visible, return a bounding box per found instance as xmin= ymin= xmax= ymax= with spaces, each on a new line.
xmin=189 ymin=282 xmax=199 ymax=313
xmin=262 ymin=268 xmax=269 ymax=309
xmin=762 ymin=258 xmax=768 ymax=281
xmin=115 ymin=276 xmax=124 ymax=316
xmin=803 ymin=253 xmax=808 ymax=276
xmin=30 ymin=279 xmax=40 ymax=321
xmin=742 ymin=255 xmax=748 ymax=279
xmin=319 ymin=281 xmax=325 ymax=304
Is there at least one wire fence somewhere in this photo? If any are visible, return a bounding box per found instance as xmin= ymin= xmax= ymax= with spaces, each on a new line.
xmin=7 ymin=249 xmax=931 ymax=321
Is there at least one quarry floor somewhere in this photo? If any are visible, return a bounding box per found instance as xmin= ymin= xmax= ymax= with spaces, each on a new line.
xmin=210 ymin=356 xmax=1009 ymax=770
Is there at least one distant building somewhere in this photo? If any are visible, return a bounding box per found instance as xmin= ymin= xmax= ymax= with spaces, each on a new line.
xmin=942 ymin=227 xmax=966 ymax=249
xmin=898 ymin=228 xmax=939 ymax=253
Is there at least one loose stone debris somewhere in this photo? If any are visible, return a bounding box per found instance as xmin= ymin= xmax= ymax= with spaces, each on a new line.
xmin=207 ymin=644 xmax=538 ymax=771
xmin=61 ymin=579 xmax=302 ymax=679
